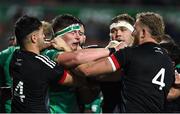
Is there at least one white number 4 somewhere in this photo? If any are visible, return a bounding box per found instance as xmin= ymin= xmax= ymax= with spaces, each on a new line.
xmin=14 ymin=81 xmax=25 ymax=102
xmin=152 ymin=68 xmax=165 ymax=90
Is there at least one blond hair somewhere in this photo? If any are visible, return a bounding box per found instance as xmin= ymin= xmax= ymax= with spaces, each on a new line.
xmin=136 ymin=12 xmax=165 ymax=43
xmin=41 ymin=21 xmax=54 ymax=40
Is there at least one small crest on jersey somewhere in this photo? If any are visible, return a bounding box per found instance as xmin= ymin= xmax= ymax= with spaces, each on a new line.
xmin=15 ymin=58 xmax=23 ymax=66
xmin=154 ymin=47 xmax=163 ymax=54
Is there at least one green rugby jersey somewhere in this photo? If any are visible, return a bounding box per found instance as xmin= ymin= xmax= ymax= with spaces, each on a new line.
xmin=176 ymin=64 xmax=180 ymax=69
xmin=84 ymin=94 xmax=103 ymax=113
xmin=42 ymin=49 xmax=79 ymax=113
xmin=0 ymin=46 xmax=19 ymax=112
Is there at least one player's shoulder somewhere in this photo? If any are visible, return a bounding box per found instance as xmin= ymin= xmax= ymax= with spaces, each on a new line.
xmin=41 ymin=48 xmax=63 ymax=59
xmin=0 ymin=46 xmax=19 ymax=55
xmin=35 ymin=54 xmax=56 ymax=69
xmin=42 ymin=49 xmax=60 ymax=54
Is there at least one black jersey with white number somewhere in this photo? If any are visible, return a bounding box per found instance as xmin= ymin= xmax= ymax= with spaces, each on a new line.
xmin=108 ymin=42 xmax=175 ymax=112
xmin=9 ymin=50 xmax=67 ymax=113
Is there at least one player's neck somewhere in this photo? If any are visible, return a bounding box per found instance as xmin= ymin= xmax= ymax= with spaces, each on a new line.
xmin=140 ymin=37 xmax=157 ymax=45
xmin=24 ymin=44 xmax=40 ymax=55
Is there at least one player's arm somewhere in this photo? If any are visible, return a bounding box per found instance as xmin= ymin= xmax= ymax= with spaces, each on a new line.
xmin=95 ymin=70 xmax=122 ymax=82
xmin=51 ymin=36 xmax=111 ymax=68
xmin=74 ymin=55 xmax=121 ymax=77
xmin=54 ymin=48 xmax=112 ymax=68
xmin=51 ymin=37 xmax=125 ymax=68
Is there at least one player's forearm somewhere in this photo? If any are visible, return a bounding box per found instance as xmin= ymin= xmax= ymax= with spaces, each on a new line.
xmin=74 ymin=58 xmax=114 ymax=77
xmin=55 ymin=48 xmax=111 ymax=68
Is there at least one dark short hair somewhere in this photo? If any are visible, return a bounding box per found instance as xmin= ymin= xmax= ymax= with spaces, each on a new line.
xmin=160 ymin=34 xmax=180 ymax=65
xmin=51 ymin=14 xmax=84 ymax=33
xmin=110 ymin=13 xmax=135 ymax=26
xmin=14 ymin=15 xmax=42 ymax=48
xmin=160 ymin=34 xmax=176 ymax=44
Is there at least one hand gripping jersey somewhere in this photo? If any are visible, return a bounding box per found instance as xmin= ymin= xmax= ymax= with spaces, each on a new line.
xmin=10 ymin=50 xmax=67 ymax=113
xmin=108 ymin=42 xmax=175 ymax=112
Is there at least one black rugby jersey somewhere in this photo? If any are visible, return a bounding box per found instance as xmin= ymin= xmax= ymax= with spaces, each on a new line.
xmin=9 ymin=50 xmax=67 ymax=113
xmin=108 ymin=42 xmax=175 ymax=112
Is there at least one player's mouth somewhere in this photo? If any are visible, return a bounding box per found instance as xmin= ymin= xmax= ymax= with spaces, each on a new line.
xmin=116 ymin=39 xmax=123 ymax=42
xmin=72 ymin=42 xmax=80 ymax=46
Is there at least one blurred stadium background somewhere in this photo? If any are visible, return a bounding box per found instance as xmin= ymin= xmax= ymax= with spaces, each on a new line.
xmin=0 ymin=0 xmax=180 ymax=50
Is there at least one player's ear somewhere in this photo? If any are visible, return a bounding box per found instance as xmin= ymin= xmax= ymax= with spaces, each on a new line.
xmin=83 ymin=36 xmax=86 ymax=44
xmin=142 ymin=29 xmax=146 ymax=39
xmin=30 ymin=33 xmax=37 ymax=43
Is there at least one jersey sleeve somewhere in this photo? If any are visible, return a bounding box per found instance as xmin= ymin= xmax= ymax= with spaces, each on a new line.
xmin=107 ymin=48 xmax=129 ymax=72
xmin=49 ymin=65 xmax=68 ymax=84
xmin=49 ymin=57 xmax=68 ymax=84
xmin=35 ymin=55 xmax=67 ymax=84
